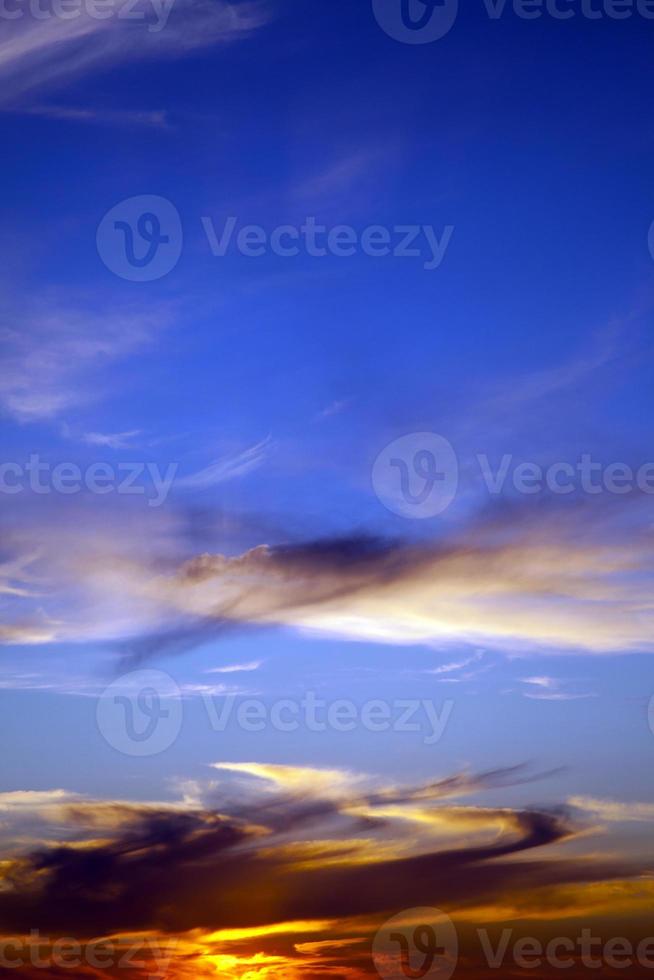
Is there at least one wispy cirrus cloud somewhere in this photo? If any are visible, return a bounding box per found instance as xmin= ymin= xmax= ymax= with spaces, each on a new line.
xmin=0 ymin=552 xmax=44 ymax=598
xmin=427 ymin=650 xmax=487 ymax=680
xmin=207 ymin=659 xmax=263 ymax=674
xmin=520 ymin=676 xmax=598 ymax=701
xmin=81 ymin=430 xmax=144 ymax=450
xmin=315 ymin=398 xmax=353 ymax=421
xmin=0 ymin=0 xmax=274 ymax=107
xmin=0 ymin=305 xmax=167 ymax=422
xmin=13 ymin=104 xmax=172 ymax=128
xmin=290 ymin=145 xmax=401 ymax=219
xmin=175 ymin=437 xmax=274 ymax=491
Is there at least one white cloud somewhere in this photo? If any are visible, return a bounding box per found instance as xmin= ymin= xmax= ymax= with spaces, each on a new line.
xmin=82 ymin=430 xmax=143 ymax=450
xmin=0 ymin=307 xmax=166 ymax=422
xmin=520 ymin=676 xmax=597 ymax=701
xmin=315 ymin=399 xmax=353 ymax=421
xmin=175 ymin=437 xmax=273 ymax=490
xmin=0 ymin=0 xmax=274 ymax=106
xmin=138 ymin=533 xmax=654 ymax=655
xmin=207 ymin=660 xmax=263 ymax=674
xmin=428 ymin=651 xmax=485 ymax=676
xmin=570 ymin=797 xmax=654 ymax=823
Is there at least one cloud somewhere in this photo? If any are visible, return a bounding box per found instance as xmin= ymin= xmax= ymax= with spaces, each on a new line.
xmin=0 ymin=552 xmax=43 ymax=598
xmin=427 ymin=650 xmax=486 ymax=678
xmin=294 ymin=152 xmax=378 ymax=201
xmin=0 ymin=306 xmax=166 ymax=422
xmin=570 ymin=797 xmax=654 ymax=823
xmin=211 ymin=761 xmax=366 ymax=798
xmin=89 ymin=510 xmax=654 ymax=657
xmin=290 ymin=147 xmax=400 ymax=219
xmin=3 ymin=499 xmax=654 ymax=661
xmin=81 ymin=431 xmax=143 ymax=450
xmin=2 ymin=763 xmax=654 ymax=978
xmin=0 ymin=764 xmax=578 ymax=938
xmin=315 ymin=398 xmax=353 ymax=421
xmin=0 ymin=622 xmax=60 ymax=644
xmin=207 ymin=660 xmax=263 ymax=674
xmin=522 ymin=675 xmax=557 ymax=689
xmin=175 ymin=438 xmax=274 ymax=491
xmin=430 ymin=654 xmax=482 ymax=675
xmin=0 ymin=0 xmax=274 ymax=106
xmin=523 ymin=691 xmax=597 ymax=702
xmin=10 ymin=104 xmax=172 ymax=128
xmin=0 ymin=789 xmax=76 ymax=811
xmin=481 ymin=326 xmax=620 ymax=416
xmin=0 ymin=761 xmax=650 ymax=980
xmin=520 ymin=676 xmax=597 ymax=701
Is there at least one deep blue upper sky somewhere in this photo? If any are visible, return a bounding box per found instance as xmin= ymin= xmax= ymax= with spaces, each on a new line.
xmin=1 ymin=0 xmax=654 ymax=824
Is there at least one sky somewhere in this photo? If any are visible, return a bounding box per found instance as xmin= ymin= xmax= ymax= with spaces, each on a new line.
xmin=1 ymin=0 xmax=654 ymax=977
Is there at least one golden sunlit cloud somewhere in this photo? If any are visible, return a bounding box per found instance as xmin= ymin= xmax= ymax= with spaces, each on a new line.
xmin=0 ymin=762 xmax=653 ymax=978
xmin=5 ymin=504 xmax=654 ymax=657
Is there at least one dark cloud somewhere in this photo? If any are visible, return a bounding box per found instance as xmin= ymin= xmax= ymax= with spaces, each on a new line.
xmin=0 ymin=765 xmax=630 ymax=941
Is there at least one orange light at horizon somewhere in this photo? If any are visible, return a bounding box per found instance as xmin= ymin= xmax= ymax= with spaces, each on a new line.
xmin=203 ymin=918 xmax=336 ymax=943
